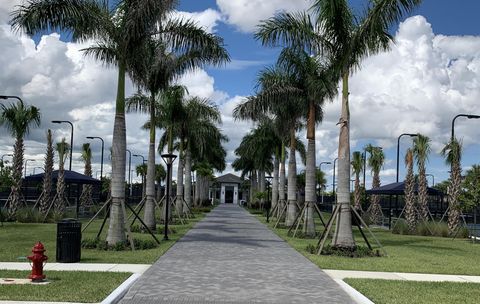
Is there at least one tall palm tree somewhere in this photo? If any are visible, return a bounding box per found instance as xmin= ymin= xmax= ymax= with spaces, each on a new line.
xmin=126 ymin=32 xmax=228 ymax=230
xmin=54 ymin=138 xmax=69 ymax=218
xmin=256 ymin=0 xmax=421 ymax=249
xmin=441 ymin=138 xmax=462 ymax=234
xmin=404 ymin=148 xmax=417 ymax=232
xmin=80 ymin=143 xmax=94 ymax=207
xmin=351 ymin=151 xmax=364 ymax=211
xmin=365 ymin=144 xmax=384 ymax=225
xmin=413 ymin=134 xmax=431 ymax=221
xmin=0 ymin=100 xmax=41 ymax=219
xmin=39 ymin=129 xmax=54 ymax=216
xmin=11 ymin=0 xmax=223 ymax=245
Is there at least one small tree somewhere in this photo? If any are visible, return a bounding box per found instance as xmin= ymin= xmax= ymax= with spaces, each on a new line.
xmin=366 ymin=145 xmax=385 ymax=225
xmin=351 ymin=151 xmax=364 ymax=211
xmin=460 ymin=165 xmax=480 ymax=211
xmin=441 ymin=138 xmax=462 ymax=234
xmin=39 ymin=129 xmax=54 ymax=216
xmin=413 ymin=134 xmax=431 ymax=221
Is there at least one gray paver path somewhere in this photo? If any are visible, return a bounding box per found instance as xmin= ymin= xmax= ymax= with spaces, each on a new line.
xmin=120 ymin=204 xmax=355 ymax=304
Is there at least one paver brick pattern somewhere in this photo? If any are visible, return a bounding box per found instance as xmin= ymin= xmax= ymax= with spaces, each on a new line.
xmin=120 ymin=204 xmax=355 ymax=304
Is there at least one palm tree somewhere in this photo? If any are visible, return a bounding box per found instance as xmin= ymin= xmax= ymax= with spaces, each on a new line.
xmin=79 ymin=143 xmax=94 ymax=207
xmin=256 ymin=0 xmax=421 ymax=249
xmin=365 ymin=145 xmax=385 ymax=225
xmin=54 ymin=138 xmax=69 ymax=218
xmin=11 ymin=0 xmax=224 ymax=245
xmin=126 ymin=32 xmax=228 ymax=230
xmin=155 ymin=164 xmax=166 ymax=202
xmin=404 ymin=148 xmax=417 ymax=232
xmin=413 ymin=134 xmax=431 ymax=222
xmin=39 ymin=129 xmax=54 ymax=216
xmin=136 ymin=163 xmax=147 ymax=198
xmin=441 ymin=138 xmax=462 ymax=234
xmin=0 ymin=99 xmax=41 ymax=219
xmin=351 ymin=151 xmax=364 ymax=211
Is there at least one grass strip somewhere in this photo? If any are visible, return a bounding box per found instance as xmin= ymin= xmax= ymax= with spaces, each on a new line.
xmin=344 ymin=278 xmax=480 ymax=304
xmin=0 ymin=270 xmax=130 ymax=303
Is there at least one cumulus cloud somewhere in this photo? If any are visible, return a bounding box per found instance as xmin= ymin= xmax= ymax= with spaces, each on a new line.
xmin=216 ymin=0 xmax=312 ymax=32
xmin=173 ymin=8 xmax=223 ymax=33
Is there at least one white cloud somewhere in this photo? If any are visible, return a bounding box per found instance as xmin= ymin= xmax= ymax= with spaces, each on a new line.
xmin=174 ymin=8 xmax=223 ymax=33
xmin=216 ymin=0 xmax=312 ymax=33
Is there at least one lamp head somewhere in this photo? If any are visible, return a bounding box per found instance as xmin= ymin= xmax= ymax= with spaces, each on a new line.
xmin=467 ymin=115 xmax=480 ymax=119
xmin=323 ymin=161 xmax=332 ymax=165
xmin=161 ymin=153 xmax=177 ymax=165
xmin=51 ymin=120 xmax=61 ymax=124
xmin=0 ymin=96 xmax=7 ymax=99
xmin=86 ymin=136 xmax=94 ymax=139
xmin=407 ymin=133 xmax=418 ymax=137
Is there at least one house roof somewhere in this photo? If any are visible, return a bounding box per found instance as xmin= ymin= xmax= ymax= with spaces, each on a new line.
xmin=366 ymin=182 xmax=443 ymax=196
xmin=24 ymin=170 xmax=101 ymax=185
xmin=215 ymin=173 xmax=243 ymax=184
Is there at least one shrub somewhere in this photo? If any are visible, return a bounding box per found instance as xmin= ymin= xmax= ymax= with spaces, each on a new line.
xmin=305 ymin=244 xmax=316 ymax=254
xmin=321 ymin=245 xmax=382 ymax=258
xmin=16 ymin=208 xmax=43 ymax=223
xmin=392 ymin=218 xmax=409 ymax=235
xmin=81 ymin=237 xmax=158 ymax=251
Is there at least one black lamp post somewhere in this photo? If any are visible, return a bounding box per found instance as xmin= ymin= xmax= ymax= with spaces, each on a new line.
xmin=1 ymin=154 xmax=13 ymax=166
xmin=332 ymin=158 xmax=338 ymax=200
xmin=0 ymin=95 xmax=23 ymax=103
xmin=319 ymin=161 xmax=331 ymax=204
xmin=396 ymin=133 xmax=418 ymax=183
xmin=451 ymin=114 xmax=480 ymax=140
xmin=426 ymin=173 xmax=435 ymax=187
xmin=24 ymin=159 xmax=35 ymax=177
xmin=52 ymin=120 xmax=74 ymax=171
xmin=86 ymin=136 xmax=104 ymax=180
xmin=133 ymin=154 xmax=146 ymax=197
xmin=265 ymin=175 xmax=273 ymax=223
xmin=161 ymin=153 xmax=177 ymax=240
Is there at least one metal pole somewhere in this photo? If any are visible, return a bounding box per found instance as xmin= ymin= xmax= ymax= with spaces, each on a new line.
xmin=332 ymin=158 xmax=338 ymax=199
xmin=164 ymin=161 xmax=171 ymax=240
xmin=396 ymin=133 xmax=418 ymax=183
xmin=86 ymin=136 xmax=104 ymax=180
xmin=52 ymin=120 xmax=74 ymax=171
xmin=126 ymin=149 xmax=132 ymax=196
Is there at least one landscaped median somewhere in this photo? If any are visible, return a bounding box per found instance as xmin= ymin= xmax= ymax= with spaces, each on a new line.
xmin=0 ymin=206 xmax=212 ymax=302
xmin=249 ymin=209 xmax=480 ymax=303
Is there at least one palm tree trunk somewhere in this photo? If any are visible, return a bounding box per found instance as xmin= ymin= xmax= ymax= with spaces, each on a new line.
xmin=250 ymin=170 xmax=257 ymax=206
xmin=7 ymin=136 xmax=24 ymax=220
xmin=40 ymin=130 xmax=53 ymax=216
xmin=278 ymin=144 xmax=286 ymax=219
xmin=259 ymin=170 xmax=265 ymax=207
xmin=272 ymin=154 xmax=279 ymax=213
xmin=418 ymin=163 xmax=428 ymax=221
xmin=448 ymin=160 xmax=462 ymax=234
xmin=332 ymin=72 xmax=355 ymax=250
xmin=184 ymin=147 xmax=192 ymax=208
xmin=304 ymin=137 xmax=316 ymax=237
xmin=369 ymin=172 xmax=382 ymax=224
xmin=286 ymin=128 xmax=297 ymax=227
xmin=106 ymin=64 xmax=127 ymax=245
xmin=144 ymin=95 xmax=157 ymax=230
xmin=404 ymin=152 xmax=417 ymax=232
xmin=175 ymin=143 xmax=184 ymax=215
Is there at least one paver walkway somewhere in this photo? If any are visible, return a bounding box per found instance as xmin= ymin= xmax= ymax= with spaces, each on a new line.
xmin=120 ymin=204 xmax=355 ymax=304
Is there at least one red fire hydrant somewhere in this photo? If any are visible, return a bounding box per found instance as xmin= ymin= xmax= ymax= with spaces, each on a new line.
xmin=27 ymin=242 xmax=48 ymax=282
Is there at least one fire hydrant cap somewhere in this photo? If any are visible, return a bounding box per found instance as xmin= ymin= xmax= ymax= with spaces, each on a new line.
xmin=33 ymin=242 xmax=46 ymax=253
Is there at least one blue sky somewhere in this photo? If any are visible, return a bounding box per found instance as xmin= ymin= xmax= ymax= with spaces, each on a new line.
xmin=0 ymin=0 xmax=479 ymax=189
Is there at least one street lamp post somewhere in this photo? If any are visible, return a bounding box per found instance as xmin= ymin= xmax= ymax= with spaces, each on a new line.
xmin=0 ymin=95 xmax=23 ymax=103
xmin=396 ymin=133 xmax=418 ymax=183
xmin=86 ymin=136 xmax=104 ymax=180
xmin=24 ymin=159 xmax=35 ymax=177
xmin=133 ymin=154 xmax=146 ymax=164
xmin=161 ymin=153 xmax=177 ymax=241
xmin=426 ymin=173 xmax=435 ymax=187
xmin=265 ymin=175 xmax=273 ymax=223
xmin=52 ymin=120 xmax=74 ymax=171
xmin=451 ymin=114 xmax=480 ymax=140
xmin=1 ymin=154 xmax=13 ymax=166
xmin=319 ymin=161 xmax=331 ymax=204
xmin=133 ymin=154 xmax=146 ymax=198
xmin=363 ymin=146 xmax=383 ymax=205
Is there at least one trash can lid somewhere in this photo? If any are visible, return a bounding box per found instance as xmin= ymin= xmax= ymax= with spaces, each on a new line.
xmin=58 ymin=218 xmax=79 ymax=223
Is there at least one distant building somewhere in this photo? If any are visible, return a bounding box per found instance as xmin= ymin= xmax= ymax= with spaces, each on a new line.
xmin=210 ymin=173 xmax=248 ymax=204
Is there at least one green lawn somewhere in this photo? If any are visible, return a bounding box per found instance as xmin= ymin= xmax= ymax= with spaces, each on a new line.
xmin=0 ymin=208 xmax=209 ymax=264
xmin=345 ymin=278 xmax=480 ymax=304
xmin=253 ymin=211 xmax=480 ymax=275
xmin=0 ymin=270 xmax=130 ymax=303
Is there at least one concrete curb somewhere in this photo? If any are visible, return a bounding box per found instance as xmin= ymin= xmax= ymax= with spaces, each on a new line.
xmin=101 ymin=273 xmax=140 ymax=304
xmin=335 ymin=279 xmax=375 ymax=304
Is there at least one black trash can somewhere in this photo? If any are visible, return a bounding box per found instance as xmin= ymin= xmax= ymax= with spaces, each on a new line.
xmin=56 ymin=218 xmax=82 ymax=263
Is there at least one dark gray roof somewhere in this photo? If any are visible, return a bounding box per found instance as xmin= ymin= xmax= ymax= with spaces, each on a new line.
xmin=215 ymin=173 xmax=242 ymax=184
xmin=24 ymin=170 xmax=101 ymax=185
xmin=366 ymin=182 xmax=443 ymax=196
